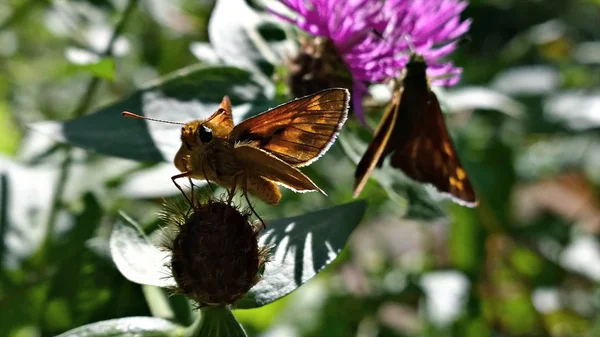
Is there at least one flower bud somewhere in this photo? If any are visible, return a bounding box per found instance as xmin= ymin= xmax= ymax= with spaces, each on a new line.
xmin=160 ymin=197 xmax=270 ymax=307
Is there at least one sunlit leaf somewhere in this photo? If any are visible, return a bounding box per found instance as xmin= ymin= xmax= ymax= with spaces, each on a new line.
xmin=0 ymin=157 xmax=58 ymax=266
xmin=109 ymin=213 xmax=175 ymax=288
xmin=30 ymin=65 xmax=273 ymax=164
xmin=189 ymin=42 xmax=221 ymax=65
xmin=111 ymin=201 xmax=366 ymax=309
xmin=208 ymin=0 xmax=292 ymax=98
xmin=236 ymin=200 xmax=367 ymax=309
xmin=55 ymin=317 xmax=183 ymax=337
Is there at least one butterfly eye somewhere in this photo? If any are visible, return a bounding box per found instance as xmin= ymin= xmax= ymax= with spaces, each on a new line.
xmin=198 ymin=125 xmax=213 ymax=143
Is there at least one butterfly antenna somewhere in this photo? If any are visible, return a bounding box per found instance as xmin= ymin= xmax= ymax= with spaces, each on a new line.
xmin=402 ymin=34 xmax=417 ymax=54
xmin=203 ymin=103 xmax=230 ymax=125
xmin=122 ymin=111 xmax=185 ymax=125
xmin=369 ymin=28 xmax=386 ymax=41
xmin=457 ymin=34 xmax=472 ymax=47
xmin=371 ymin=29 xmax=416 ymax=61
xmin=203 ymin=113 xmax=218 ymax=125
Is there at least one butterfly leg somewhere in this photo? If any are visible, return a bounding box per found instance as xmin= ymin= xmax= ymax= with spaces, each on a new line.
xmin=198 ymin=161 xmax=215 ymax=194
xmin=220 ymin=172 xmax=242 ymax=226
xmin=242 ymin=174 xmax=266 ymax=229
xmin=226 ymin=173 xmax=241 ymax=206
xmin=245 ymin=189 xmax=266 ymax=230
xmin=187 ymin=177 xmax=197 ymax=204
xmin=171 ymin=172 xmax=193 ymax=205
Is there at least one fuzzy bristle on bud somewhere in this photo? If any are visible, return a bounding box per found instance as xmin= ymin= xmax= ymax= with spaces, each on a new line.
xmin=288 ymin=36 xmax=353 ymax=98
xmin=160 ymin=198 xmax=270 ymax=307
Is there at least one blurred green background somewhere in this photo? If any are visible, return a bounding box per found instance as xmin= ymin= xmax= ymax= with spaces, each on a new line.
xmin=2 ymin=0 xmax=600 ymax=336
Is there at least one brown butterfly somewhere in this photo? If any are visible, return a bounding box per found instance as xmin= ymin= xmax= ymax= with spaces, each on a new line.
xmin=353 ymin=53 xmax=477 ymax=207
xmin=124 ymin=88 xmax=350 ymax=205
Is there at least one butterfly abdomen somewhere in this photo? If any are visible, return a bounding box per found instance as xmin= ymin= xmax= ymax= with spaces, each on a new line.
xmin=244 ymin=175 xmax=281 ymax=205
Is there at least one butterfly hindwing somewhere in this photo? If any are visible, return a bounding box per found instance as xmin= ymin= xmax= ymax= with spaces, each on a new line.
xmin=353 ymin=52 xmax=477 ymax=207
xmin=233 ymin=144 xmax=324 ymax=194
xmin=229 ymin=88 xmax=350 ymax=167
xmin=389 ymin=89 xmax=477 ymax=206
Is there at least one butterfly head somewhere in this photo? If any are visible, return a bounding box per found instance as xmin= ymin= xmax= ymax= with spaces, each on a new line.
xmin=179 ymin=96 xmax=235 ymax=151
xmin=400 ymin=53 xmax=429 ymax=89
xmin=405 ymin=53 xmax=427 ymax=74
xmin=180 ymin=120 xmax=214 ymax=151
xmin=408 ymin=52 xmax=425 ymax=64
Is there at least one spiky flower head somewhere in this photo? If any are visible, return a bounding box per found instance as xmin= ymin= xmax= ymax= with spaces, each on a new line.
xmin=270 ymin=0 xmax=471 ymax=123
xmin=160 ymin=197 xmax=270 ymax=307
xmin=287 ymin=36 xmax=353 ymax=98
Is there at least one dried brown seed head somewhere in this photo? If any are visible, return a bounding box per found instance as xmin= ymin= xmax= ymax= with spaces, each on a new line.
xmin=160 ymin=197 xmax=270 ymax=307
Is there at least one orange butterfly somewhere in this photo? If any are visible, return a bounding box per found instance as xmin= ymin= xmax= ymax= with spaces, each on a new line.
xmin=124 ymin=88 xmax=350 ymax=205
xmin=353 ymin=53 xmax=477 ymax=207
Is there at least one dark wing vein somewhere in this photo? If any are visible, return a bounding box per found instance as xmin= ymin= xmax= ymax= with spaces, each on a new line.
xmin=230 ymin=88 xmax=350 ymax=166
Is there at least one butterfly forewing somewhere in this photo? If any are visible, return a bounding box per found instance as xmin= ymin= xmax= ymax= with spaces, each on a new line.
xmin=229 ymin=88 xmax=350 ymax=167
xmin=205 ymin=96 xmax=234 ymax=133
xmin=353 ymin=87 xmax=402 ymax=197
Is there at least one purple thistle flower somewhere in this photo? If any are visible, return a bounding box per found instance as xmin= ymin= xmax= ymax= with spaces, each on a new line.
xmin=269 ymin=0 xmax=471 ymax=124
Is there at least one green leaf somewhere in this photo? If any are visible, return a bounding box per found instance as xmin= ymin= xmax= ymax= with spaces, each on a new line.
xmin=55 ymin=317 xmax=183 ymax=337
xmin=79 ymin=57 xmax=115 ymax=80
xmin=30 ymin=65 xmax=273 ymax=163
xmin=112 ymin=201 xmax=366 ymax=309
xmin=236 ymin=200 xmax=367 ymax=309
xmin=109 ymin=213 xmax=176 ymax=288
xmin=0 ymin=173 xmax=8 ymax=263
xmin=192 ymin=307 xmax=247 ymax=337
xmin=0 ymin=100 xmax=21 ymax=155
xmin=208 ymin=0 xmax=290 ymax=96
